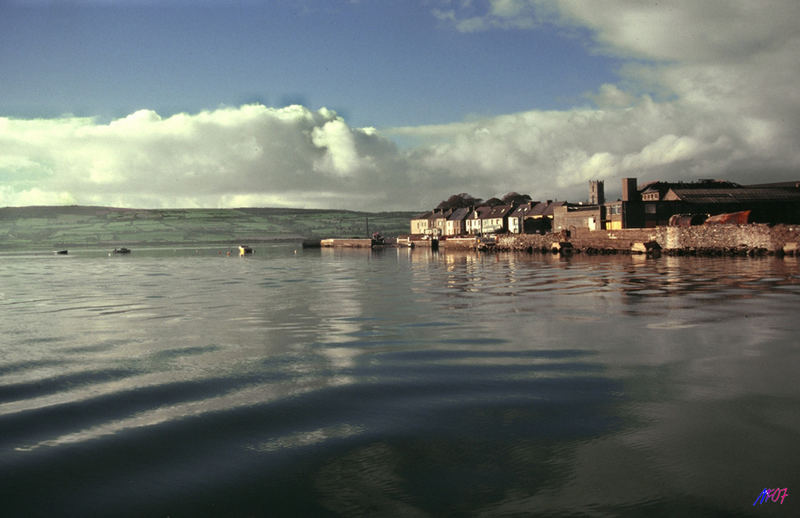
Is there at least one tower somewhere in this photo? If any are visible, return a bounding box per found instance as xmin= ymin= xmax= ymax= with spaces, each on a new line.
xmin=622 ymin=178 xmax=639 ymax=202
xmin=589 ymin=180 xmax=605 ymax=205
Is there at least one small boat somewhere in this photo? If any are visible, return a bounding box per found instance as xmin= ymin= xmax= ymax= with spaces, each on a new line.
xmin=704 ymin=210 xmax=751 ymax=225
xmin=113 ymin=247 xmax=131 ymax=254
xmin=54 ymin=250 xmax=68 ymax=255
xmin=668 ymin=213 xmax=708 ymax=227
xmin=238 ymin=245 xmax=253 ymax=256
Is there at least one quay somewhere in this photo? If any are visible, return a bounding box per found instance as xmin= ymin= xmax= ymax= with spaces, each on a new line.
xmin=494 ymin=224 xmax=800 ymax=257
xmin=320 ymin=238 xmax=373 ymax=248
xmin=398 ymin=224 xmax=800 ymax=257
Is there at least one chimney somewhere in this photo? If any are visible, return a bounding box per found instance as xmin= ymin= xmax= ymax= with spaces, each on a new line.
xmin=622 ymin=178 xmax=639 ymax=202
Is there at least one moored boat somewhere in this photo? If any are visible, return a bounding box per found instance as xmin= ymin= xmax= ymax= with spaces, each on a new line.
xmin=704 ymin=210 xmax=751 ymax=225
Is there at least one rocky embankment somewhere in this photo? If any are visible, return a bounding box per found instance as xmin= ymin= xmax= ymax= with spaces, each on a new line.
xmin=495 ymin=224 xmax=800 ymax=257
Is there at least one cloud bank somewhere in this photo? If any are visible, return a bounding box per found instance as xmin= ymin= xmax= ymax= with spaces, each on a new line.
xmin=2 ymin=0 xmax=799 ymax=210
xmin=416 ymin=0 xmax=800 ymax=198
xmin=0 ymin=105 xmax=416 ymax=210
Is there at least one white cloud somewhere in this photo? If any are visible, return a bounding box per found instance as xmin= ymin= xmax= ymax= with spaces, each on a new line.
xmin=5 ymin=85 xmax=797 ymax=210
xmin=586 ymin=84 xmax=636 ymax=109
xmin=433 ymin=0 xmax=544 ymax=32
xmin=413 ymin=0 xmax=800 ymax=201
xmin=311 ymin=119 xmax=362 ymax=176
xmin=0 ymin=187 xmax=76 ymax=206
xmin=556 ymin=0 xmax=800 ymax=63
xmin=489 ymin=0 xmax=527 ymax=18
xmin=392 ymin=84 xmax=799 ymax=203
xmin=0 ymin=105 xmax=422 ymax=210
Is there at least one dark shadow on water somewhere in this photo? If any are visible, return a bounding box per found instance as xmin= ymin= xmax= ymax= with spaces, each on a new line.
xmin=0 ymin=359 xmax=64 ymax=376
xmin=0 ymin=357 xmax=624 ymax=517
xmin=0 ymin=368 xmax=140 ymax=404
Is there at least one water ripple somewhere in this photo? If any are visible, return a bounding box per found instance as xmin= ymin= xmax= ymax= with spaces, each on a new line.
xmin=0 ymin=248 xmax=798 ymax=516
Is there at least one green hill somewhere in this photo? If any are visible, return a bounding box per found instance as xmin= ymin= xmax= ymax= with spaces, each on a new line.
xmin=0 ymin=206 xmax=415 ymax=250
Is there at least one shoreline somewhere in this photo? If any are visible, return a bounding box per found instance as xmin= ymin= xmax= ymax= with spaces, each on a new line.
xmin=495 ymin=223 xmax=800 ymax=257
xmin=403 ymin=224 xmax=800 ymax=257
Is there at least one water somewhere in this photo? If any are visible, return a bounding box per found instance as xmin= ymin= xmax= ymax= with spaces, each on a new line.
xmin=1 ymin=245 xmax=798 ymax=516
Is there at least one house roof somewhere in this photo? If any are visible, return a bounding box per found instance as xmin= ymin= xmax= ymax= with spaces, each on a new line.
xmin=426 ymin=208 xmax=453 ymax=221
xmin=446 ymin=207 xmax=471 ymax=221
xmin=640 ymin=179 xmax=742 ymax=199
xmin=743 ymin=181 xmax=800 ymax=190
xmin=467 ymin=206 xmax=493 ymax=220
xmin=509 ymin=202 xmax=540 ymax=217
xmin=485 ymin=205 xmax=514 ymax=219
xmin=530 ymin=201 xmax=565 ymax=217
xmin=561 ymin=203 xmax=602 ymax=212
xmin=665 ymin=188 xmax=800 ymax=203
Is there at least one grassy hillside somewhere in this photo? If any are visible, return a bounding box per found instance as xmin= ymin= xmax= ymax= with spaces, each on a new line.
xmin=0 ymin=206 xmax=415 ymax=250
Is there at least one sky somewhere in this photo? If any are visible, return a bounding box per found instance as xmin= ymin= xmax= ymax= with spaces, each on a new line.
xmin=1 ymin=0 xmax=799 ymax=211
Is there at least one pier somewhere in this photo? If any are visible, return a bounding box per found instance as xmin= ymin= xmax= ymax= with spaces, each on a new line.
xmin=319 ymin=238 xmax=373 ymax=248
xmin=494 ymin=224 xmax=800 ymax=257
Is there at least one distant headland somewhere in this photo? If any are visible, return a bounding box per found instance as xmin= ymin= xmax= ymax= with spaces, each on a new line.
xmin=0 ymin=206 xmax=415 ymax=250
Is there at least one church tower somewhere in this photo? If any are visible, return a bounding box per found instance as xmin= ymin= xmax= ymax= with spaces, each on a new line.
xmin=589 ymin=180 xmax=605 ymax=205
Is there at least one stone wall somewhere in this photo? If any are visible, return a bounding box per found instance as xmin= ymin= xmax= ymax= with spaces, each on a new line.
xmin=570 ymin=228 xmax=664 ymax=250
xmin=495 ymin=233 xmax=554 ymax=252
xmin=496 ymin=224 xmax=800 ymax=255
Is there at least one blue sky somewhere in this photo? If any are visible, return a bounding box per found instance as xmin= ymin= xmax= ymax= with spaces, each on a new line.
xmin=1 ymin=1 xmax=799 ymax=210
xmin=1 ymin=1 xmax=621 ymax=126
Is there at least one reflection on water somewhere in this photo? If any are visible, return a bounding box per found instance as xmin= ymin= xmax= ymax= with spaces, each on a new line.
xmin=0 ymin=245 xmax=798 ymax=516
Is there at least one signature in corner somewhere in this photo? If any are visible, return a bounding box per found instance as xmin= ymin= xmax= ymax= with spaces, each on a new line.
xmin=753 ymin=488 xmax=789 ymax=506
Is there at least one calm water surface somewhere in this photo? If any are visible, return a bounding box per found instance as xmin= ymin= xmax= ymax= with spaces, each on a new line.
xmin=1 ymin=245 xmax=798 ymax=516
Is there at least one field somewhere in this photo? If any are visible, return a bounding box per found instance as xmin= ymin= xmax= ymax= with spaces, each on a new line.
xmin=0 ymin=206 xmax=416 ymax=250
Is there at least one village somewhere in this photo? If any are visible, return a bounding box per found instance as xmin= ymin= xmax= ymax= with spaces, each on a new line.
xmin=402 ymin=177 xmax=800 ymax=256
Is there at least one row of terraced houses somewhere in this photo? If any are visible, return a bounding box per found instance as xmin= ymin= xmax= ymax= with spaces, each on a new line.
xmin=410 ymin=177 xmax=800 ymax=237
xmin=410 ymin=200 xmax=566 ymax=237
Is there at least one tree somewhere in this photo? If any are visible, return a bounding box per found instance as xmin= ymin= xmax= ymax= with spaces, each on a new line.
xmin=484 ymin=197 xmax=504 ymax=207
xmin=436 ymin=193 xmax=483 ymax=210
xmin=501 ymin=192 xmax=532 ymax=205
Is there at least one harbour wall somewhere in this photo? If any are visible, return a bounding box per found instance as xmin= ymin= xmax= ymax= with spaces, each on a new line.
xmin=495 ymin=224 xmax=800 ymax=256
xmin=320 ymin=238 xmax=373 ymax=248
